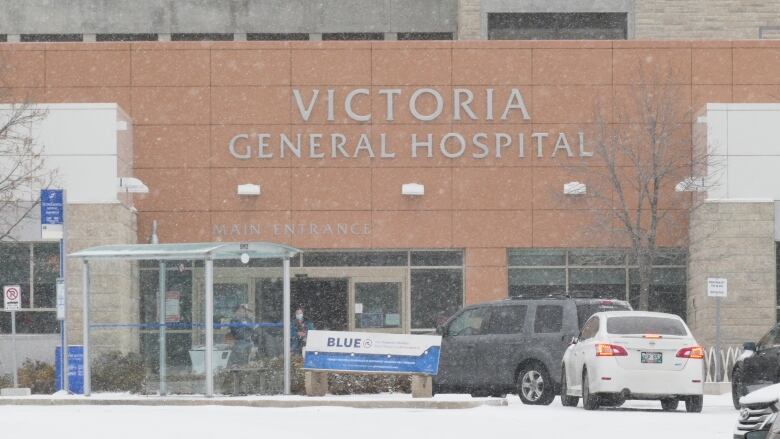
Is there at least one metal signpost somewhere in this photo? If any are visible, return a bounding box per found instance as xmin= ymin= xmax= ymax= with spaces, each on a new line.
xmin=4 ymin=285 xmax=22 ymax=387
xmin=42 ymin=189 xmax=67 ymax=392
xmin=707 ymin=277 xmax=728 ymax=381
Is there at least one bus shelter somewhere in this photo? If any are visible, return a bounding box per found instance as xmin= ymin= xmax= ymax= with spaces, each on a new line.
xmin=70 ymin=242 xmax=301 ymax=397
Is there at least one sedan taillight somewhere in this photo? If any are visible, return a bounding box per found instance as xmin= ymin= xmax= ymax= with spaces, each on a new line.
xmin=596 ymin=343 xmax=628 ymax=357
xmin=676 ymin=346 xmax=705 ymax=359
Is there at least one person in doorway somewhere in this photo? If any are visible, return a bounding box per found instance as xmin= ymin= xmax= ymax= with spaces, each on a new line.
xmin=228 ymin=303 xmax=255 ymax=366
xmin=291 ymin=307 xmax=315 ymax=355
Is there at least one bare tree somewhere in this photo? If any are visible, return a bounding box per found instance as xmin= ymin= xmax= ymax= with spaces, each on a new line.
xmin=0 ymin=62 xmax=53 ymax=241
xmin=569 ymin=66 xmax=711 ymax=311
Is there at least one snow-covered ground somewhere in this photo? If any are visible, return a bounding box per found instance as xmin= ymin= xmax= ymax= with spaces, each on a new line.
xmin=2 ymin=394 xmax=737 ymax=438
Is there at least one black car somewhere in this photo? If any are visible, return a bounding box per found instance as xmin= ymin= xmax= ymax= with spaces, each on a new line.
xmin=433 ymin=294 xmax=632 ymax=404
xmin=733 ymin=384 xmax=780 ymax=439
xmin=732 ymin=324 xmax=780 ymax=409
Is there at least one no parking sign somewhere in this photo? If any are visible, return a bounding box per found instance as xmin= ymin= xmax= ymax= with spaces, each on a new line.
xmin=4 ymin=285 xmax=21 ymax=311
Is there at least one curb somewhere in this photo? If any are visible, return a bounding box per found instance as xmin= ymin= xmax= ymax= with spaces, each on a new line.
xmin=0 ymin=397 xmax=508 ymax=409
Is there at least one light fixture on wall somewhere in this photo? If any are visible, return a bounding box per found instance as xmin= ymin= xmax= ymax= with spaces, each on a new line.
xmin=401 ymin=183 xmax=425 ymax=196
xmin=237 ymin=183 xmax=261 ymax=196
xmin=563 ymin=181 xmax=586 ymax=195
xmin=118 ymin=177 xmax=149 ymax=194
xmin=675 ymin=177 xmax=705 ymax=192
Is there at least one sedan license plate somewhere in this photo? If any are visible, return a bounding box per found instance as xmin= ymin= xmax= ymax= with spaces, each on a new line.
xmin=641 ymin=352 xmax=663 ymax=364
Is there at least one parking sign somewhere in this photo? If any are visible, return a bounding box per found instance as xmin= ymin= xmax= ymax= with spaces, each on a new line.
xmin=707 ymin=278 xmax=728 ymax=298
xmin=4 ymin=285 xmax=21 ymax=311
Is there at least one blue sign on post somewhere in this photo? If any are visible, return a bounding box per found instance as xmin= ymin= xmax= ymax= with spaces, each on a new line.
xmin=55 ymin=345 xmax=84 ymax=394
xmin=40 ymin=189 xmax=64 ymax=240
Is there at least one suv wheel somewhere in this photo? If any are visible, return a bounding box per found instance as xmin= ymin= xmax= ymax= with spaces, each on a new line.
xmin=560 ymin=367 xmax=579 ymax=407
xmin=732 ymin=366 xmax=747 ymax=409
xmin=517 ymin=364 xmax=555 ymax=405
xmin=582 ymin=369 xmax=600 ymax=410
xmin=685 ymin=395 xmax=703 ymax=413
xmin=661 ymin=398 xmax=679 ymax=411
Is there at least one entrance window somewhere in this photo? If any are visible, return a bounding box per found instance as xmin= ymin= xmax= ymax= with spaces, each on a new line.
xmin=488 ymin=12 xmax=627 ymax=40
xmin=355 ymin=282 xmax=402 ymax=329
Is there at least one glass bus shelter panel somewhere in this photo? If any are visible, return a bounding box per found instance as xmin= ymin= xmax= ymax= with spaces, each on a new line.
xmin=139 ymin=262 xmax=206 ymax=395
xmin=210 ymin=266 xmax=286 ymax=395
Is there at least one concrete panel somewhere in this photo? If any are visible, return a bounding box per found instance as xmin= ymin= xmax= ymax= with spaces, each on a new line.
xmin=0 ymin=0 xmax=456 ymax=35
xmin=726 ymin=157 xmax=780 ymax=201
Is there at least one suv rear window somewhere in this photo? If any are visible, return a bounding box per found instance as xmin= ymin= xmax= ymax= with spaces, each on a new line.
xmin=606 ymin=316 xmax=687 ymax=336
xmin=576 ymin=302 xmax=631 ymax=329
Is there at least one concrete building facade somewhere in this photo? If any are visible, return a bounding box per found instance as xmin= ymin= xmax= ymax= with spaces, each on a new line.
xmin=1 ymin=0 xmax=780 ymax=42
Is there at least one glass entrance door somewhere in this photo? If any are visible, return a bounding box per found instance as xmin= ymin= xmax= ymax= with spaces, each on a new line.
xmin=351 ymin=280 xmax=404 ymax=333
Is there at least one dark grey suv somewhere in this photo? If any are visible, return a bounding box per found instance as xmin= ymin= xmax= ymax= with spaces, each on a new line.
xmin=433 ymin=295 xmax=632 ymax=404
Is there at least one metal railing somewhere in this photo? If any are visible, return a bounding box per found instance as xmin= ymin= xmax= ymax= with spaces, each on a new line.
xmin=704 ymin=346 xmax=743 ymax=383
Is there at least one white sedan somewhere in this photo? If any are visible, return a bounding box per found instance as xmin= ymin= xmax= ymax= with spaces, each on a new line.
xmin=560 ymin=311 xmax=704 ymax=412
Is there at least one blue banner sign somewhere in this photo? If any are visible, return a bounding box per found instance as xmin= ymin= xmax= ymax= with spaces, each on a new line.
xmin=55 ymin=345 xmax=84 ymax=394
xmin=40 ymin=189 xmax=64 ymax=240
xmin=303 ymin=330 xmax=442 ymax=375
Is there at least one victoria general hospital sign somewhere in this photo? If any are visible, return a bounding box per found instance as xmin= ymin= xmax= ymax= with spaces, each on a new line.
xmin=227 ymin=87 xmax=594 ymax=160
xmin=217 ymin=87 xmax=593 ymax=239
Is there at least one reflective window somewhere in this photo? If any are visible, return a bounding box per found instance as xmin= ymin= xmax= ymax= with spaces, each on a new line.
xmin=629 ymin=268 xmax=686 ymax=320
xmin=96 ymin=34 xmax=157 ymax=42
xmin=398 ymin=32 xmax=453 ymax=40
xmin=411 ymin=251 xmax=462 ymax=267
xmin=534 ymin=305 xmax=564 ymax=333
xmin=569 ymin=249 xmax=625 ymax=266
xmin=171 ymin=33 xmax=233 ymax=41
xmin=248 ymin=33 xmax=309 ymax=41
xmin=0 ymin=242 xmax=60 ymax=334
xmin=303 ymin=251 xmax=407 ymax=267
xmin=508 ymin=248 xmax=565 ymax=266
xmin=488 ymin=12 xmax=627 ymax=40
xmin=569 ymin=268 xmax=626 ymax=300
xmin=411 ymin=269 xmax=462 ymax=329
xmin=322 ymin=33 xmax=384 ymax=40
xmin=508 ymin=268 xmax=566 ymax=297
xmin=20 ymin=34 xmax=82 ymax=42
xmin=508 ymin=248 xmax=686 ymax=320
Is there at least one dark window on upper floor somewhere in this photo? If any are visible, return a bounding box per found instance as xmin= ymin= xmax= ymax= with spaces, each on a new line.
xmin=488 ymin=12 xmax=627 ymax=40
xmin=398 ymin=32 xmax=453 ymax=40
xmin=21 ymin=34 xmax=83 ymax=42
xmin=0 ymin=35 xmax=7 ymax=42
xmin=322 ymin=33 xmax=384 ymax=41
xmin=248 ymin=33 xmax=309 ymax=41
xmin=96 ymin=33 xmax=158 ymax=42
xmin=171 ymin=33 xmax=233 ymax=41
